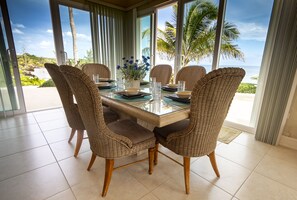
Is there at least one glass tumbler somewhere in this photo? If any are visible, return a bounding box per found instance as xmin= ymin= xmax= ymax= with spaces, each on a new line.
xmin=93 ymin=74 xmax=100 ymax=84
xmin=178 ymin=80 xmax=186 ymax=92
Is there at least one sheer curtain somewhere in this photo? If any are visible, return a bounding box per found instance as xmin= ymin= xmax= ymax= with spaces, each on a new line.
xmin=255 ymin=0 xmax=297 ymax=145
xmin=89 ymin=2 xmax=124 ymax=78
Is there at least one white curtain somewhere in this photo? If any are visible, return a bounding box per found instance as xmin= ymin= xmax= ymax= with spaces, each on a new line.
xmin=255 ymin=0 xmax=297 ymax=144
xmin=89 ymin=2 xmax=124 ymax=78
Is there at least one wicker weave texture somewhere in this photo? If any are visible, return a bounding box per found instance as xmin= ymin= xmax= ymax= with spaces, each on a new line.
xmin=82 ymin=63 xmax=111 ymax=79
xmin=158 ymin=67 xmax=245 ymax=157
xmin=60 ymin=65 xmax=155 ymax=159
xmin=150 ymin=64 xmax=172 ymax=85
xmin=175 ymin=66 xmax=206 ymax=90
xmin=44 ymin=63 xmax=85 ymax=130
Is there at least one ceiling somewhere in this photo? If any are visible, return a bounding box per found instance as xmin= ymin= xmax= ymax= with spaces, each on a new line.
xmin=98 ymin=0 xmax=146 ymax=9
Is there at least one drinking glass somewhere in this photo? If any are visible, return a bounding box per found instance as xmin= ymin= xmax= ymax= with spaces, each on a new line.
xmin=93 ymin=74 xmax=100 ymax=84
xmin=149 ymin=77 xmax=156 ymax=93
xmin=153 ymin=82 xmax=162 ymax=100
xmin=178 ymin=81 xmax=186 ymax=92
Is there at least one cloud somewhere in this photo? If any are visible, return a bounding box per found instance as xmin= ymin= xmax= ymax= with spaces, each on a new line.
xmin=11 ymin=21 xmax=25 ymax=28
xmin=39 ymin=40 xmax=51 ymax=48
xmin=12 ymin=28 xmax=24 ymax=34
xmin=47 ymin=29 xmax=53 ymax=33
xmin=65 ymin=31 xmax=91 ymax=41
xmin=236 ymin=22 xmax=268 ymax=41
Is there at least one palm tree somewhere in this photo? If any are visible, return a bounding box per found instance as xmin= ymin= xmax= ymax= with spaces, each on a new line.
xmin=156 ymin=0 xmax=244 ymax=68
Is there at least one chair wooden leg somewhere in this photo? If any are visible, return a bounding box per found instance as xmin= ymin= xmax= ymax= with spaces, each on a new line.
xmin=154 ymin=143 xmax=159 ymax=165
xmin=102 ymin=159 xmax=114 ymax=197
xmin=183 ymin=157 xmax=190 ymax=194
xmin=148 ymin=147 xmax=154 ymax=174
xmin=208 ymin=151 xmax=220 ymax=177
xmin=74 ymin=130 xmax=84 ymax=157
xmin=68 ymin=128 xmax=76 ymax=143
xmin=87 ymin=152 xmax=97 ymax=171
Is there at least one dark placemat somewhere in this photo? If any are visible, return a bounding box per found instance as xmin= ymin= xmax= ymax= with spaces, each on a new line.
xmin=98 ymin=85 xmax=116 ymax=89
xmin=115 ymin=91 xmax=151 ymax=99
xmin=140 ymin=81 xmax=149 ymax=85
xmin=162 ymin=86 xmax=178 ymax=92
xmin=99 ymin=79 xmax=115 ymax=83
xmin=164 ymin=95 xmax=190 ymax=104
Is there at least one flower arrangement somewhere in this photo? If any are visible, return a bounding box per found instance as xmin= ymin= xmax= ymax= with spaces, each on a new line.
xmin=117 ymin=56 xmax=150 ymax=80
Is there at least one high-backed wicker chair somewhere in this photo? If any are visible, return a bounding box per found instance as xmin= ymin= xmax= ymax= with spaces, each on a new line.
xmin=175 ymin=66 xmax=206 ymax=91
xmin=154 ymin=68 xmax=245 ymax=194
xmin=82 ymin=63 xmax=111 ymax=79
xmin=60 ymin=65 xmax=156 ymax=197
xmin=150 ymin=64 xmax=172 ymax=85
xmin=45 ymin=63 xmax=119 ymax=157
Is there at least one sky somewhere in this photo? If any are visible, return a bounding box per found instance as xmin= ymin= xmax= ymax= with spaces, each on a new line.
xmin=5 ymin=0 xmax=273 ymax=80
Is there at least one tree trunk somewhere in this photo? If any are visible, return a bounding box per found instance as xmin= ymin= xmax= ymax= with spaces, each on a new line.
xmin=68 ymin=7 xmax=78 ymax=65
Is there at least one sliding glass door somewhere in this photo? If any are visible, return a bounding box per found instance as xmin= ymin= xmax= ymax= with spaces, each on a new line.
xmin=0 ymin=0 xmax=25 ymax=116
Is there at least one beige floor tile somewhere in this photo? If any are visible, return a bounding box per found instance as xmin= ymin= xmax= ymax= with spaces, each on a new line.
xmin=139 ymin=193 xmax=159 ymax=200
xmin=0 ymin=146 xmax=55 ymax=181
xmin=191 ymin=155 xmax=251 ymax=195
xmin=72 ymin=168 xmax=149 ymax=200
xmin=33 ymin=111 xmax=67 ymax=123
xmin=152 ymin=171 xmax=232 ymax=200
xmin=0 ymin=133 xmax=47 ymax=157
xmin=46 ymin=189 xmax=76 ymax=200
xmin=0 ymin=124 xmax=41 ymax=141
xmin=215 ymin=142 xmax=263 ymax=170
xmin=38 ymin=118 xmax=69 ymax=132
xmin=59 ymin=151 xmax=104 ymax=186
xmin=0 ymin=113 xmax=36 ymax=130
xmin=0 ymin=163 xmax=69 ymax=200
xmin=233 ymin=132 xmax=272 ymax=155
xmin=44 ymin=127 xmax=72 ymax=144
xmin=267 ymin=146 xmax=297 ymax=167
xmin=255 ymin=155 xmax=297 ymax=190
xmin=235 ymin=172 xmax=297 ymax=200
xmin=50 ymin=139 xmax=90 ymax=161
xmin=127 ymin=153 xmax=182 ymax=191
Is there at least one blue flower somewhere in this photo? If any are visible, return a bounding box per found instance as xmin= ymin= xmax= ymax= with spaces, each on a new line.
xmin=124 ymin=64 xmax=127 ymax=68
xmin=129 ymin=60 xmax=133 ymax=64
xmin=147 ymin=56 xmax=150 ymax=59
xmin=146 ymin=63 xmax=150 ymax=66
xmin=134 ymin=65 xmax=138 ymax=70
xmin=145 ymin=67 xmax=149 ymax=71
xmin=116 ymin=65 xmax=121 ymax=69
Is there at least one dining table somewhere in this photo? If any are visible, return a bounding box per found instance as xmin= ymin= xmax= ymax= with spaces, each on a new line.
xmin=98 ymin=83 xmax=190 ymax=129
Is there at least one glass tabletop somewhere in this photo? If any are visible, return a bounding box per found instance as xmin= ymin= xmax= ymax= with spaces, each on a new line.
xmin=99 ymin=85 xmax=190 ymax=116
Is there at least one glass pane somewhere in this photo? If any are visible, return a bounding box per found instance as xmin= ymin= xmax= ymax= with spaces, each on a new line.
xmin=59 ymin=5 xmax=92 ymax=67
xmin=182 ymin=0 xmax=219 ymax=72
xmin=155 ymin=4 xmax=177 ymax=69
xmin=137 ymin=15 xmax=151 ymax=81
xmin=219 ymin=0 xmax=274 ymax=126
xmin=0 ymin=5 xmax=19 ymax=113
xmin=7 ymin=0 xmax=59 ymax=111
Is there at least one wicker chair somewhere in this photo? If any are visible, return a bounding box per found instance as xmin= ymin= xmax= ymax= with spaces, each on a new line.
xmin=44 ymin=63 xmax=119 ymax=157
xmin=82 ymin=63 xmax=111 ymax=79
xmin=175 ymin=66 xmax=206 ymax=91
xmin=154 ymin=68 xmax=245 ymax=194
xmin=150 ymin=64 xmax=172 ymax=85
xmin=60 ymin=65 xmax=156 ymax=197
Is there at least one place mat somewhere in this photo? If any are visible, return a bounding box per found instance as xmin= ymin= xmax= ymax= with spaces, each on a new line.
xmin=164 ymin=95 xmax=190 ymax=104
xmin=140 ymin=81 xmax=149 ymax=85
xmin=98 ymin=85 xmax=116 ymax=90
xmin=162 ymin=86 xmax=178 ymax=92
xmin=115 ymin=91 xmax=151 ymax=99
xmin=99 ymin=78 xmax=115 ymax=83
xmin=217 ymin=126 xmax=242 ymax=144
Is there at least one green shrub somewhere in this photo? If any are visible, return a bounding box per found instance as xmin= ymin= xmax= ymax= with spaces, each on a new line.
xmin=21 ymin=75 xmax=45 ymax=86
xmin=237 ymin=83 xmax=257 ymax=94
xmin=39 ymin=79 xmax=55 ymax=87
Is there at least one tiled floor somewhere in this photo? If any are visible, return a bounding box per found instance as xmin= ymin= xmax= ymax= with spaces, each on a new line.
xmin=1 ymin=108 xmax=297 ymax=200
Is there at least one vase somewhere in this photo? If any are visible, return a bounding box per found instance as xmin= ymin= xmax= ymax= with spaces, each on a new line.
xmin=125 ymin=79 xmax=140 ymax=89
